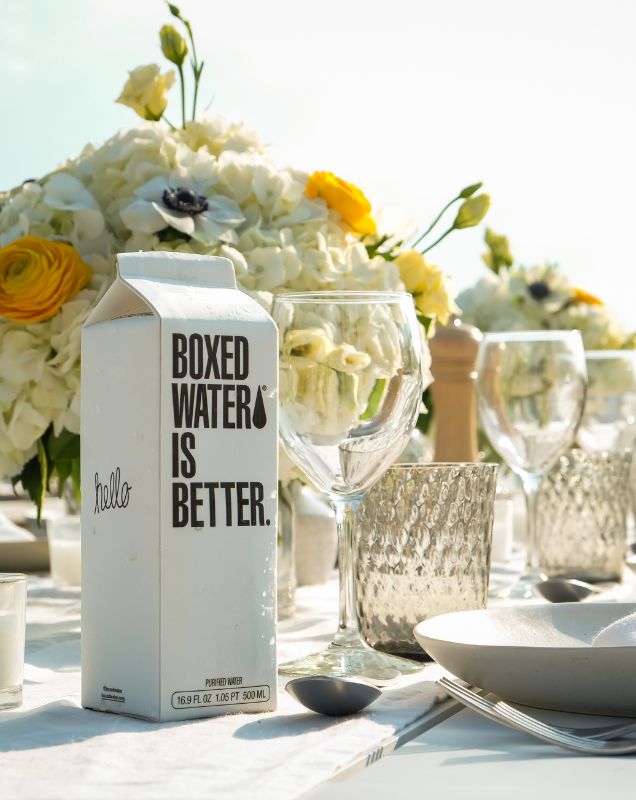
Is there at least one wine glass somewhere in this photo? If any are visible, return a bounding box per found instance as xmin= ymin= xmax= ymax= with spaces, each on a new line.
xmin=476 ymin=331 xmax=587 ymax=597
xmin=578 ymin=350 xmax=636 ymax=453
xmin=272 ymin=291 xmax=424 ymax=680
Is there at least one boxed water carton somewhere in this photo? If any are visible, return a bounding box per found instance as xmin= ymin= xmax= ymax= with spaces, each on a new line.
xmin=81 ymin=251 xmax=278 ymax=721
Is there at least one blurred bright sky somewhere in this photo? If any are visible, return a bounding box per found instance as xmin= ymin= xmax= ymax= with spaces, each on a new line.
xmin=3 ymin=0 xmax=636 ymax=325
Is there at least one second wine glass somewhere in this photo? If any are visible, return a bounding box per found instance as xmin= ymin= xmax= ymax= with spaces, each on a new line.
xmin=273 ymin=291 xmax=424 ymax=680
xmin=477 ymin=330 xmax=587 ymax=597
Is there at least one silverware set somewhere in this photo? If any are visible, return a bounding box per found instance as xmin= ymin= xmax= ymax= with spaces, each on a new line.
xmin=438 ymin=677 xmax=636 ymax=755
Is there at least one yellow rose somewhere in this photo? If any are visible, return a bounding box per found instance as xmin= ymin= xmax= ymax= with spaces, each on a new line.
xmin=572 ymin=287 xmax=604 ymax=306
xmin=395 ymin=249 xmax=432 ymax=294
xmin=116 ymin=64 xmax=175 ymax=121
xmin=0 ymin=236 xmax=92 ymax=324
xmin=395 ymin=250 xmax=460 ymax=325
xmin=305 ymin=171 xmax=376 ymax=235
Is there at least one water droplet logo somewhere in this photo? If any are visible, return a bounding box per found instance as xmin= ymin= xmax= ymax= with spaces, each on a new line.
xmin=253 ymin=387 xmax=267 ymax=429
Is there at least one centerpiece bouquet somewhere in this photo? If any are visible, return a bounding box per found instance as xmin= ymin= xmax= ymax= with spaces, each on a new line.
xmin=458 ymin=228 xmax=635 ymax=350
xmin=459 ymin=228 xmax=636 ymax=457
xmin=0 ymin=4 xmax=490 ymax=516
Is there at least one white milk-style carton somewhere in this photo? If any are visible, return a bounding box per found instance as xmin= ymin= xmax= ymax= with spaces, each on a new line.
xmin=81 ymin=251 xmax=278 ymax=722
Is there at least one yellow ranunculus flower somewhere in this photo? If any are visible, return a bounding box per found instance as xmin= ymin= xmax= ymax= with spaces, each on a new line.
xmin=305 ymin=171 xmax=376 ymax=235
xmin=395 ymin=250 xmax=460 ymax=325
xmin=116 ymin=64 xmax=175 ymax=121
xmin=0 ymin=236 xmax=92 ymax=324
xmin=572 ymin=287 xmax=604 ymax=306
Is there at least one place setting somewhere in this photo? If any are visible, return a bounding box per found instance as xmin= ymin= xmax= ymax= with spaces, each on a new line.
xmin=3 ymin=4 xmax=636 ymax=798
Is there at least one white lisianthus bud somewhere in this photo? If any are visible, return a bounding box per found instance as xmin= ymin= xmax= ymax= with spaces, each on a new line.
xmin=325 ymin=343 xmax=371 ymax=373
xmin=282 ymin=327 xmax=334 ymax=364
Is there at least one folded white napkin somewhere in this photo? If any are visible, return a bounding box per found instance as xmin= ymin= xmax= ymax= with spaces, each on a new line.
xmin=592 ymin=612 xmax=636 ymax=647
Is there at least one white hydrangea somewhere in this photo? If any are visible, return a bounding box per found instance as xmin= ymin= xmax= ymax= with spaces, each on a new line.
xmin=459 ymin=263 xmax=633 ymax=350
xmin=0 ymin=115 xmax=435 ymax=478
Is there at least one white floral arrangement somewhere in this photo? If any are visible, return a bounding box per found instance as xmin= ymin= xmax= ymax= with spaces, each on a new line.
xmin=0 ymin=4 xmax=489 ymax=513
xmin=458 ymin=228 xmax=635 ymax=350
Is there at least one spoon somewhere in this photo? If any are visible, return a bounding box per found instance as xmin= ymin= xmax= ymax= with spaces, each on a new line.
xmin=536 ymin=577 xmax=602 ymax=603
xmin=286 ymin=676 xmax=381 ymax=717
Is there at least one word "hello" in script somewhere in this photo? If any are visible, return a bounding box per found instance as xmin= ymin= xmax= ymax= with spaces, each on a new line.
xmin=94 ymin=468 xmax=132 ymax=514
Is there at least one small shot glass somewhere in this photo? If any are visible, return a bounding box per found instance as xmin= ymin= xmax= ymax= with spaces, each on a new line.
xmin=47 ymin=516 xmax=81 ymax=589
xmin=0 ymin=573 xmax=27 ymax=710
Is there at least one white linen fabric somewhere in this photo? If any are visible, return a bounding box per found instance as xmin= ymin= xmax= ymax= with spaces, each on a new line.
xmin=0 ymin=577 xmax=442 ymax=800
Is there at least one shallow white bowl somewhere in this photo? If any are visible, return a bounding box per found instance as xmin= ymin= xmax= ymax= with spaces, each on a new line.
xmin=414 ymin=603 xmax=636 ymax=716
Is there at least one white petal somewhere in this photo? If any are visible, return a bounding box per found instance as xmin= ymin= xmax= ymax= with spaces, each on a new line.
xmin=134 ymin=175 xmax=170 ymax=201
xmin=152 ymin=203 xmax=195 ymax=236
xmin=44 ymin=173 xmax=99 ymax=211
xmin=72 ymin=209 xmax=105 ymax=240
xmin=120 ymin=199 xmax=167 ymax=234
xmin=205 ymin=196 xmax=245 ymax=225
xmin=191 ymin=216 xmax=229 ymax=245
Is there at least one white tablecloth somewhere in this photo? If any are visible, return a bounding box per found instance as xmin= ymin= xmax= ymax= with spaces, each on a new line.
xmin=0 ymin=577 xmax=443 ymax=800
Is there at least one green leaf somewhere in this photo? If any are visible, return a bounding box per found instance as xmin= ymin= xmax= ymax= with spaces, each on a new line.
xmin=459 ymin=182 xmax=483 ymax=199
xmin=360 ymin=378 xmax=387 ymax=421
xmin=416 ymin=312 xmax=433 ymax=334
xmin=156 ymin=226 xmax=191 ymax=242
xmin=15 ymin=445 xmax=48 ymax=526
xmin=416 ymin=387 xmax=434 ymax=435
xmin=166 ymin=2 xmax=182 ymax=18
xmin=48 ymin=430 xmax=80 ymax=462
xmin=54 ymin=460 xmax=73 ymax=497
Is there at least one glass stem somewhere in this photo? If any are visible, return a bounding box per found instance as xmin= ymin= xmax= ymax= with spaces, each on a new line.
xmin=521 ymin=473 xmax=542 ymax=572
xmin=331 ymin=496 xmax=366 ymax=649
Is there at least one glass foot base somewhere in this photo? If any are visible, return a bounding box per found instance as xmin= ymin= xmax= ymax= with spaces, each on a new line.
xmin=0 ymin=685 xmax=22 ymax=710
xmin=504 ymin=570 xmax=547 ymax=599
xmin=278 ymin=641 xmax=424 ymax=684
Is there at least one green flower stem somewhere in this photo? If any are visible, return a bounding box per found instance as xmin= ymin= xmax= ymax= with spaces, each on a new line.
xmin=177 ymin=63 xmax=186 ymax=128
xmin=182 ymin=18 xmax=202 ymax=120
xmin=421 ymin=224 xmax=454 ymax=254
xmin=411 ymin=195 xmax=460 ymax=249
xmin=192 ymin=67 xmax=201 ymax=121
xmin=162 ymin=115 xmax=177 ymax=130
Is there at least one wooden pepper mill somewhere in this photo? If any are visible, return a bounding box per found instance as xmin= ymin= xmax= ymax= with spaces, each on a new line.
xmin=428 ymin=320 xmax=482 ymax=463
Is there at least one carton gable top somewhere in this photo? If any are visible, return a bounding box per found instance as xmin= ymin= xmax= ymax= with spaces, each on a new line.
xmin=85 ymin=251 xmax=273 ymax=328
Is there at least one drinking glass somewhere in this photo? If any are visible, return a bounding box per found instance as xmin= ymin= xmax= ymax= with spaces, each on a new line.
xmin=273 ymin=291 xmax=423 ymax=679
xmin=578 ymin=350 xmax=636 ymax=453
xmin=0 ymin=573 xmax=27 ymax=709
xmin=47 ymin=516 xmax=81 ymax=588
xmin=476 ymin=331 xmax=587 ymax=597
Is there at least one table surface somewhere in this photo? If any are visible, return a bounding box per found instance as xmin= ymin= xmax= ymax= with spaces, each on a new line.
xmin=2 ymin=532 xmax=636 ymax=798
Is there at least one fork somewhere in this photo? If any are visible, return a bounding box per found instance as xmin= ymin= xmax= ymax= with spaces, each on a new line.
xmin=438 ymin=677 xmax=636 ymax=755
xmin=440 ymin=680 xmax=636 ymax=740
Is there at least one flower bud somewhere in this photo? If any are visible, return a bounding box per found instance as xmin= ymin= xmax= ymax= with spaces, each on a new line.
xmin=459 ymin=182 xmax=482 ymax=199
xmin=160 ymin=24 xmax=188 ymax=66
xmin=453 ymin=194 xmax=490 ymax=229
xmin=482 ymin=227 xmax=513 ymax=273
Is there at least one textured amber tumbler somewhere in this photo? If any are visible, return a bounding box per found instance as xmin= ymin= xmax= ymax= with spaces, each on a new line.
xmin=355 ymin=463 xmax=498 ymax=658
xmin=536 ymin=448 xmax=632 ymax=582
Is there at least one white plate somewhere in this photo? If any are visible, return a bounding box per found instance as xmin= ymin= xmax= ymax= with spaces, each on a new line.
xmin=414 ymin=603 xmax=636 ymax=716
